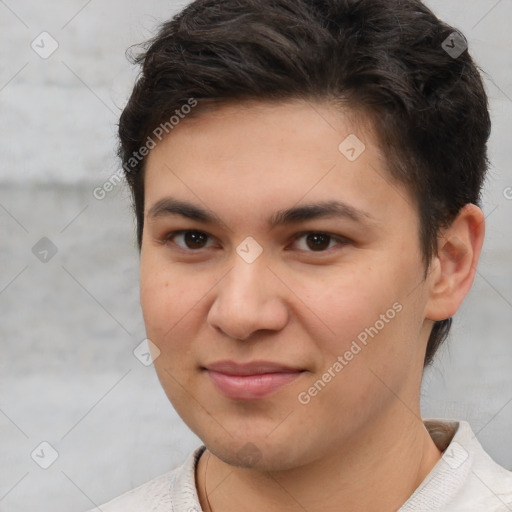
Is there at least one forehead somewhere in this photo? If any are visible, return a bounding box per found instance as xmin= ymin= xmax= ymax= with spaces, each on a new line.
xmin=143 ymin=99 xmax=416 ymax=229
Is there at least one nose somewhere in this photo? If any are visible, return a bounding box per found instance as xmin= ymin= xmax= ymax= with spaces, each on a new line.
xmin=207 ymin=256 xmax=289 ymax=341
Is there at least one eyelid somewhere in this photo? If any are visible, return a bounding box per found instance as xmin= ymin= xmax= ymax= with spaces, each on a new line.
xmin=161 ymin=229 xmax=350 ymax=252
xmin=163 ymin=229 xmax=217 ymax=250
xmin=288 ymin=231 xmax=351 ymax=252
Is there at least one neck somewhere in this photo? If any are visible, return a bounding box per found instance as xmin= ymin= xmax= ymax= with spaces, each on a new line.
xmin=196 ymin=410 xmax=442 ymax=512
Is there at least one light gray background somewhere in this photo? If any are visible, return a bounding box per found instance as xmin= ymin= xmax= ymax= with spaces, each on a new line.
xmin=0 ymin=1 xmax=511 ymax=511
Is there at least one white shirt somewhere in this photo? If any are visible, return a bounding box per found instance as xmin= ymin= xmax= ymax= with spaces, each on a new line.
xmin=88 ymin=420 xmax=512 ymax=511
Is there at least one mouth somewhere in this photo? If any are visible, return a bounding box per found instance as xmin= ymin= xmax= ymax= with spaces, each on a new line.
xmin=202 ymin=360 xmax=306 ymax=400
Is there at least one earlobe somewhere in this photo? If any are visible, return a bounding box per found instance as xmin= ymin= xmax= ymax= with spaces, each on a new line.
xmin=425 ymin=204 xmax=485 ymax=321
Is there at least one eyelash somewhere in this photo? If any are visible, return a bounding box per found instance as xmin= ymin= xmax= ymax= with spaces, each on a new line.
xmin=162 ymin=230 xmax=350 ymax=253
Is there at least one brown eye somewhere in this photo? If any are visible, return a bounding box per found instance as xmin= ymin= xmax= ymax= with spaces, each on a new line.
xmin=290 ymin=232 xmax=348 ymax=252
xmin=168 ymin=230 xmax=213 ymax=250
xmin=183 ymin=231 xmax=209 ymax=249
xmin=305 ymin=233 xmax=331 ymax=251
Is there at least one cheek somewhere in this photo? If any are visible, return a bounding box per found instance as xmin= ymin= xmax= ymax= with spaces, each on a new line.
xmin=139 ymin=256 xmax=190 ymax=340
xmin=139 ymin=260 xmax=203 ymax=402
xmin=291 ymin=265 xmax=398 ymax=347
xmin=139 ymin=257 xmax=217 ymax=350
xmin=140 ymin=269 xmax=169 ymax=336
xmin=294 ymin=258 xmax=424 ymax=378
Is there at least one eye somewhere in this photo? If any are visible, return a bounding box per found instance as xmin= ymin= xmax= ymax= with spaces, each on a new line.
xmin=291 ymin=232 xmax=348 ymax=252
xmin=165 ymin=230 xmax=215 ymax=250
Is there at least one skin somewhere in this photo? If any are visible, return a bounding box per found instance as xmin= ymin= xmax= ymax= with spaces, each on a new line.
xmin=140 ymin=99 xmax=485 ymax=512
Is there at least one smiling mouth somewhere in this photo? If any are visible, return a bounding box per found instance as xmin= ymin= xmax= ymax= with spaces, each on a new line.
xmin=205 ymin=370 xmax=304 ymax=400
xmin=202 ymin=360 xmax=305 ymax=400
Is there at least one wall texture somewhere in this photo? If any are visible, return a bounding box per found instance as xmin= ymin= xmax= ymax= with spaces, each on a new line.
xmin=0 ymin=1 xmax=511 ymax=510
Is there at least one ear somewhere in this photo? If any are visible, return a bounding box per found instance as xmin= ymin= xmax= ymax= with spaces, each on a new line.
xmin=425 ymin=204 xmax=485 ymax=321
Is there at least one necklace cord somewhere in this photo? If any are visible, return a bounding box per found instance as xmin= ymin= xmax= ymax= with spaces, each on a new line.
xmin=204 ymin=450 xmax=213 ymax=512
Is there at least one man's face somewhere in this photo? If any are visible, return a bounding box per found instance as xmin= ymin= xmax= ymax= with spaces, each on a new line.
xmin=140 ymin=100 xmax=434 ymax=470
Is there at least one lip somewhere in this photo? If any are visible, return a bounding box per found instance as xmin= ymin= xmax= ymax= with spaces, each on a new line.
xmin=203 ymin=360 xmax=305 ymax=400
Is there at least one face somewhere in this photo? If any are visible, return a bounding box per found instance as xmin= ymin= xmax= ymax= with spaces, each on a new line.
xmin=140 ymin=100 xmax=434 ymax=470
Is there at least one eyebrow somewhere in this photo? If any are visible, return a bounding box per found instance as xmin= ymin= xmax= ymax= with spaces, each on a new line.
xmin=147 ymin=197 xmax=375 ymax=228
